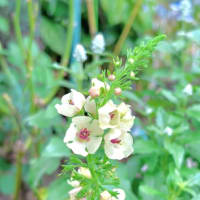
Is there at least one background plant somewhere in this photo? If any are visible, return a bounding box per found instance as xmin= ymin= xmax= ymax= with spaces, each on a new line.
xmin=0 ymin=0 xmax=200 ymax=200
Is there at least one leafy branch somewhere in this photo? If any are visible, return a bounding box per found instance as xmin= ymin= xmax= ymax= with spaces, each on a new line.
xmin=96 ymin=34 xmax=166 ymax=107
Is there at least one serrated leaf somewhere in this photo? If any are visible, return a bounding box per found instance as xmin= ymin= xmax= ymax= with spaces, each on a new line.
xmin=164 ymin=139 xmax=184 ymax=168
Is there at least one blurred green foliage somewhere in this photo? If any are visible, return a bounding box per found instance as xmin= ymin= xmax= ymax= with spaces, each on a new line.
xmin=0 ymin=0 xmax=200 ymax=199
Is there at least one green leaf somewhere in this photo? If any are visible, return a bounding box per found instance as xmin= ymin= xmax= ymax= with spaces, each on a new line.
xmin=40 ymin=17 xmax=66 ymax=55
xmin=187 ymin=141 xmax=200 ymax=162
xmin=134 ymin=139 xmax=161 ymax=154
xmin=47 ymin=176 xmax=71 ymax=200
xmin=187 ymin=173 xmax=200 ymax=187
xmin=139 ymin=185 xmax=165 ymax=198
xmin=0 ymin=0 xmax=8 ymax=7
xmin=26 ymin=99 xmax=61 ymax=128
xmin=192 ymin=195 xmax=200 ymax=200
xmin=0 ymin=17 xmax=9 ymax=34
xmin=122 ymin=91 xmax=144 ymax=106
xmin=42 ymin=137 xmax=71 ymax=158
xmin=33 ymin=52 xmax=58 ymax=98
xmin=161 ymin=90 xmax=178 ymax=104
xmin=28 ymin=157 xmax=60 ymax=188
xmin=164 ymin=139 xmax=184 ymax=168
xmin=0 ymin=173 xmax=15 ymax=195
xmin=187 ymin=105 xmax=200 ymax=122
xmin=187 ymin=29 xmax=200 ymax=44
xmin=156 ymin=107 xmax=165 ymax=129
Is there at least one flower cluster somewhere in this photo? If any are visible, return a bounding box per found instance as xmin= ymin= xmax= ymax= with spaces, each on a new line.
xmin=67 ymin=167 xmax=125 ymax=200
xmin=55 ymin=78 xmax=135 ymax=160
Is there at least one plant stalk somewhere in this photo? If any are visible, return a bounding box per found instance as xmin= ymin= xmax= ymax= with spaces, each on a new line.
xmin=86 ymin=0 xmax=97 ymax=37
xmin=27 ymin=0 xmax=36 ymax=113
xmin=13 ymin=151 xmax=24 ymax=200
xmin=113 ymin=0 xmax=143 ymax=56
xmin=13 ymin=0 xmax=26 ymax=59
xmin=44 ymin=0 xmax=74 ymax=104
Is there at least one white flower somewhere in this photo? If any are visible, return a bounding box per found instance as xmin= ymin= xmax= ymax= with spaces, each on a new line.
xmin=141 ymin=164 xmax=148 ymax=172
xmin=100 ymin=188 xmax=126 ymax=200
xmin=84 ymin=96 xmax=96 ymax=115
xmin=73 ymin=44 xmax=87 ymax=62
xmin=92 ymin=78 xmax=110 ymax=92
xmin=186 ymin=157 xmax=197 ymax=168
xmin=55 ymin=89 xmax=86 ymax=117
xmin=98 ymin=101 xmax=134 ymax=131
xmin=78 ymin=167 xmax=92 ymax=179
xmin=91 ymin=33 xmax=105 ymax=54
xmin=67 ymin=178 xmax=80 ymax=188
xmin=68 ymin=187 xmax=86 ymax=200
xmin=183 ymin=83 xmax=193 ymax=95
xmin=112 ymin=188 xmax=126 ymax=200
xmin=89 ymin=78 xmax=110 ymax=98
xmin=98 ymin=100 xmax=120 ymax=130
xmin=117 ymin=102 xmax=135 ymax=131
xmin=104 ymin=129 xmax=134 ymax=160
xmin=164 ymin=126 xmax=173 ymax=136
xmin=100 ymin=191 xmax=112 ymax=200
xmin=64 ymin=116 xmax=103 ymax=156
xmin=145 ymin=107 xmax=153 ymax=115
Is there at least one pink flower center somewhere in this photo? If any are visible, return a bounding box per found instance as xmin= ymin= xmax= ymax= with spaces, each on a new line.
xmin=109 ymin=112 xmax=115 ymax=120
xmin=110 ymin=138 xmax=121 ymax=144
xmin=69 ymin=99 xmax=74 ymax=105
xmin=77 ymin=128 xmax=90 ymax=141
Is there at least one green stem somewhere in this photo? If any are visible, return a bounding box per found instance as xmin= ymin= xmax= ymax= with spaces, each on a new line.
xmin=61 ymin=0 xmax=74 ymax=67
xmin=13 ymin=0 xmax=26 ymax=59
xmin=87 ymin=154 xmax=100 ymax=198
xmin=113 ymin=0 xmax=143 ymax=56
xmin=13 ymin=151 xmax=24 ymax=200
xmin=27 ymin=0 xmax=36 ymax=113
xmin=44 ymin=0 xmax=74 ymax=104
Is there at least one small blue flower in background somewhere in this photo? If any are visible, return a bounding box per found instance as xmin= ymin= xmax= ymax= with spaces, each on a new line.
xmin=131 ymin=125 xmax=148 ymax=140
xmin=155 ymin=4 xmax=170 ymax=19
xmin=170 ymin=0 xmax=194 ymax=23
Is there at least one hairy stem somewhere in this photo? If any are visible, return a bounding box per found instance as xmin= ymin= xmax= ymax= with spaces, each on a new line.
xmin=13 ymin=151 xmax=24 ymax=200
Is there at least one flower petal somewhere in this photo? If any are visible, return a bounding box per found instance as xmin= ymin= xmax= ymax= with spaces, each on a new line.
xmin=72 ymin=116 xmax=92 ymax=129
xmin=55 ymin=103 xmax=79 ymax=117
xmin=86 ymin=136 xmax=102 ymax=154
xmin=67 ymin=140 xmax=88 ymax=157
xmin=71 ymin=89 xmax=86 ymax=110
xmin=64 ymin=123 xmax=77 ymax=143
xmin=84 ymin=96 xmax=96 ymax=115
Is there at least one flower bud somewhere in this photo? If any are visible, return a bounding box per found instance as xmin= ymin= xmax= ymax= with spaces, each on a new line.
xmin=130 ymin=71 xmax=135 ymax=78
xmin=91 ymin=33 xmax=105 ymax=54
xmin=108 ymin=74 xmax=115 ymax=81
xmin=89 ymin=87 xmax=100 ymax=98
xmin=114 ymin=88 xmax=122 ymax=95
xmin=128 ymin=58 xmax=134 ymax=64
xmin=67 ymin=178 xmax=80 ymax=187
xmin=73 ymin=44 xmax=87 ymax=62
xmin=78 ymin=167 xmax=92 ymax=179
xmin=100 ymin=191 xmax=111 ymax=200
